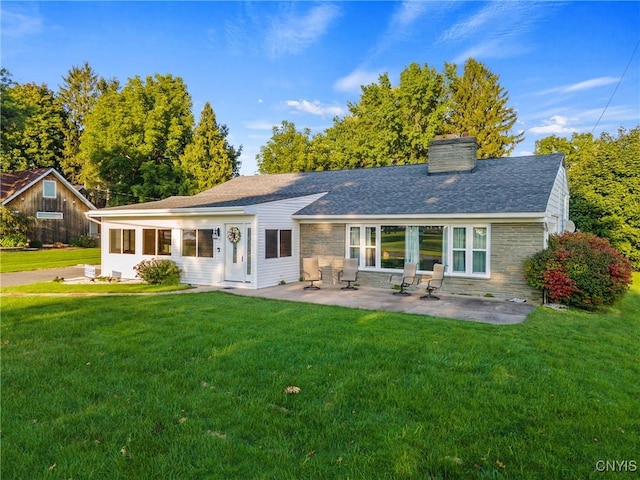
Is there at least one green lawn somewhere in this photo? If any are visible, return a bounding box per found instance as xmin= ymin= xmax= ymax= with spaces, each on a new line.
xmin=1 ymin=275 xmax=638 ymax=479
xmin=0 ymin=248 xmax=101 ymax=273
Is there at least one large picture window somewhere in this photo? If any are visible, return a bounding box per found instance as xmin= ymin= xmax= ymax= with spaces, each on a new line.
xmin=143 ymin=229 xmax=172 ymax=256
xmin=109 ymin=228 xmax=135 ymax=254
xmin=266 ymin=229 xmax=292 ymax=259
xmin=347 ymin=224 xmax=487 ymax=276
xmin=181 ymin=229 xmax=214 ymax=257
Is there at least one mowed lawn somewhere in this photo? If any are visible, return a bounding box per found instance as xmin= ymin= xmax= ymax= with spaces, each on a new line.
xmin=1 ymin=276 xmax=638 ymax=479
xmin=0 ymin=248 xmax=101 ymax=273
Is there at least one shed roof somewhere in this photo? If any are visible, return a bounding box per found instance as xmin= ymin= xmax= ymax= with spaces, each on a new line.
xmin=1 ymin=168 xmax=96 ymax=209
xmin=97 ymin=154 xmax=565 ymax=217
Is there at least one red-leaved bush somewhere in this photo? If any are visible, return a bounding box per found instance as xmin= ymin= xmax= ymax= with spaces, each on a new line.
xmin=524 ymin=232 xmax=633 ymax=309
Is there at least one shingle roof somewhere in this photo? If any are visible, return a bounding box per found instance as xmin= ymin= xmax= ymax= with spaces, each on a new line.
xmin=101 ymin=154 xmax=564 ymax=216
xmin=1 ymin=168 xmax=52 ymax=203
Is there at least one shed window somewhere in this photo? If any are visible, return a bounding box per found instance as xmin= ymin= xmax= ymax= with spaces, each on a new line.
xmin=36 ymin=211 xmax=63 ymax=220
xmin=43 ymin=180 xmax=56 ymax=198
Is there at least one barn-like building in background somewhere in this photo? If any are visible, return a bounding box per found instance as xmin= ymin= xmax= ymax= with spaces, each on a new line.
xmin=1 ymin=168 xmax=97 ymax=245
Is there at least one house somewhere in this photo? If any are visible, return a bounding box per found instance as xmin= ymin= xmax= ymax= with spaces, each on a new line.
xmin=87 ymin=137 xmax=569 ymax=301
xmin=1 ymin=168 xmax=97 ymax=244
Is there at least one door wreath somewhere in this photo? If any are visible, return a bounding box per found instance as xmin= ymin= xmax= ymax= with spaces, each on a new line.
xmin=227 ymin=227 xmax=241 ymax=244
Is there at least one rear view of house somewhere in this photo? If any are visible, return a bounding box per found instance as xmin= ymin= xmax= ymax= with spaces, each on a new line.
xmin=1 ymin=168 xmax=97 ymax=245
xmin=87 ymin=137 xmax=570 ymax=302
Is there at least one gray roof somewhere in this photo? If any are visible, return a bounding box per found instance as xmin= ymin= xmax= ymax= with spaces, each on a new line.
xmin=102 ymin=154 xmax=564 ymax=216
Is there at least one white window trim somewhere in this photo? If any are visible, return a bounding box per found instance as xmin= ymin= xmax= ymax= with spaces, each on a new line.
xmin=346 ymin=223 xmax=490 ymax=278
xmin=446 ymin=225 xmax=490 ymax=278
xmin=36 ymin=211 xmax=63 ymax=220
xmin=43 ymin=180 xmax=57 ymax=198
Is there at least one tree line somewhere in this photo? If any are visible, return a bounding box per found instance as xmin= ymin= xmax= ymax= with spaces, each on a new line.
xmin=1 ymin=64 xmax=241 ymax=207
xmin=1 ymin=60 xmax=637 ymax=267
xmin=257 ymin=59 xmax=523 ymax=173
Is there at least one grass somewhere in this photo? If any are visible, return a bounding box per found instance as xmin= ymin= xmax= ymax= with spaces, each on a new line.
xmin=0 ymin=248 xmax=101 ymax=273
xmin=1 ymin=275 xmax=638 ymax=479
xmin=0 ymin=281 xmax=191 ymax=295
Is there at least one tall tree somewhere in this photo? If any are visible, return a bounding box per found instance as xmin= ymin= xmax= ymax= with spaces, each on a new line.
xmin=257 ymin=121 xmax=313 ymax=174
xmin=443 ymin=58 xmax=523 ymax=158
xmin=79 ymin=74 xmax=194 ymax=205
xmin=0 ymin=69 xmax=27 ymax=172
xmin=1 ymin=81 xmax=66 ymax=171
xmin=535 ymin=128 xmax=640 ymax=268
xmin=57 ymin=62 xmax=101 ymax=183
xmin=179 ymin=102 xmax=242 ymax=194
xmin=318 ymin=63 xmax=448 ymax=169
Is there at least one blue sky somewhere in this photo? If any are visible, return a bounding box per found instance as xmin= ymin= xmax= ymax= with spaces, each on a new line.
xmin=2 ymin=1 xmax=639 ymax=175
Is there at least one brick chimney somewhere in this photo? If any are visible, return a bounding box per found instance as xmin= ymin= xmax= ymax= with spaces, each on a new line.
xmin=428 ymin=135 xmax=477 ymax=174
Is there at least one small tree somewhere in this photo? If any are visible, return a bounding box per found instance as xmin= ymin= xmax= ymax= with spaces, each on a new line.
xmin=524 ymin=232 xmax=633 ymax=310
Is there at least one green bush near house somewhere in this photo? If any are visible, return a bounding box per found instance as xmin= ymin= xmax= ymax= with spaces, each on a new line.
xmin=524 ymin=231 xmax=633 ymax=310
xmin=134 ymin=258 xmax=182 ymax=285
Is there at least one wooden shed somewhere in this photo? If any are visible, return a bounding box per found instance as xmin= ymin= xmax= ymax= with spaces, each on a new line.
xmin=1 ymin=168 xmax=97 ymax=245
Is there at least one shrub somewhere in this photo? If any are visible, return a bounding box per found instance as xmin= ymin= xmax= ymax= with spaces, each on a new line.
xmin=69 ymin=235 xmax=98 ymax=248
xmin=0 ymin=233 xmax=28 ymax=248
xmin=28 ymin=240 xmax=43 ymax=249
xmin=133 ymin=258 xmax=182 ymax=285
xmin=524 ymin=232 xmax=633 ymax=309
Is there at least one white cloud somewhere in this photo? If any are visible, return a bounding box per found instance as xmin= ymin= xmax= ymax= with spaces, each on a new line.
xmin=334 ymin=68 xmax=382 ymax=94
xmin=390 ymin=1 xmax=431 ymax=29
xmin=537 ymin=77 xmax=620 ymax=95
xmin=529 ymin=115 xmax=577 ymax=135
xmin=440 ymin=2 xmax=552 ymax=61
xmin=266 ymin=4 xmax=341 ymax=58
xmin=0 ymin=6 xmax=43 ymax=38
xmin=286 ymin=100 xmax=344 ymax=117
xmin=244 ymin=120 xmax=278 ymax=131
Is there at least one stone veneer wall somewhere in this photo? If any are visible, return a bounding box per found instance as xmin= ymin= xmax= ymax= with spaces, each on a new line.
xmin=299 ymin=223 xmax=346 ymax=284
xmin=300 ymin=222 xmax=545 ymax=302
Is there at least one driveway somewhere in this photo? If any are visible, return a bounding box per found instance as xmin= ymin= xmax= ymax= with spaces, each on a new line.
xmin=0 ymin=266 xmax=101 ymax=288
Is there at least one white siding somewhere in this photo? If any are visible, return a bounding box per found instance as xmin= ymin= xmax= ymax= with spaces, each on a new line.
xmin=97 ymin=193 xmax=324 ymax=288
xmin=100 ymin=216 xmax=239 ymax=284
xmin=545 ymin=162 xmax=570 ymax=234
xmin=255 ymin=194 xmax=326 ymax=288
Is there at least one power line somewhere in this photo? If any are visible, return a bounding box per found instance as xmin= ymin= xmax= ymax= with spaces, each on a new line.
xmin=591 ymin=40 xmax=640 ymax=134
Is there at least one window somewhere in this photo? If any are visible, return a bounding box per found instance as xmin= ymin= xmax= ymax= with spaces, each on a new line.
xmin=143 ymin=229 xmax=172 ymax=256
xmin=348 ymin=226 xmax=376 ymax=267
xmin=109 ymin=228 xmax=135 ymax=254
xmin=265 ymin=229 xmax=292 ymax=259
xmin=36 ymin=211 xmax=63 ymax=220
xmin=43 ymin=180 xmax=56 ymax=198
xmin=450 ymin=226 xmax=488 ymax=275
xmin=181 ymin=229 xmax=214 ymax=257
xmin=347 ymin=224 xmax=487 ymax=276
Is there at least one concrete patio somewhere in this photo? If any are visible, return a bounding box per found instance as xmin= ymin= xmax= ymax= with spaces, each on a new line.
xmin=224 ymin=282 xmax=537 ymax=325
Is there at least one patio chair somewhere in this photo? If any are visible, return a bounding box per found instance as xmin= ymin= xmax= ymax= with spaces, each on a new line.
xmin=390 ymin=262 xmax=418 ymax=296
xmin=302 ymin=258 xmax=322 ymax=289
xmin=338 ymin=258 xmax=359 ymax=290
xmin=420 ymin=263 xmax=445 ymax=300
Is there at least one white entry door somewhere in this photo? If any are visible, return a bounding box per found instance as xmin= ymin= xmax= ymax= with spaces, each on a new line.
xmin=224 ymin=223 xmax=247 ymax=282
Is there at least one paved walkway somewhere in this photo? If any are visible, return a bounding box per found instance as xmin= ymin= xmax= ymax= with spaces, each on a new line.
xmin=1 ymin=267 xmax=536 ymax=324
